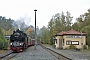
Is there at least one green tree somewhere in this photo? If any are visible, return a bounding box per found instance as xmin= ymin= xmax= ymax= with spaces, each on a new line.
xmin=65 ymin=11 xmax=73 ymax=31
xmin=0 ymin=16 xmax=2 ymax=20
xmin=0 ymin=16 xmax=14 ymax=35
xmin=38 ymin=26 xmax=50 ymax=44
xmin=81 ymin=25 xmax=90 ymax=45
xmin=0 ymin=28 xmax=7 ymax=49
xmin=72 ymin=9 xmax=90 ymax=46
xmin=47 ymin=11 xmax=73 ymax=45
xmin=60 ymin=11 xmax=66 ymax=31
xmin=72 ymin=22 xmax=79 ymax=31
xmin=54 ymin=13 xmax=62 ymax=33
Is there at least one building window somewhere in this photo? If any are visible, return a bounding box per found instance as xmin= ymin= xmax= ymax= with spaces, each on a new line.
xmin=56 ymin=39 xmax=57 ymax=44
xmin=66 ymin=40 xmax=71 ymax=45
xmin=66 ymin=41 xmax=79 ymax=45
xmin=66 ymin=35 xmax=81 ymax=38
xmin=63 ymin=39 xmax=64 ymax=43
xmin=63 ymin=39 xmax=64 ymax=46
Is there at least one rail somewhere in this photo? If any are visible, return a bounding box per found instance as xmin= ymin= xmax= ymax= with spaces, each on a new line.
xmin=40 ymin=44 xmax=72 ymax=60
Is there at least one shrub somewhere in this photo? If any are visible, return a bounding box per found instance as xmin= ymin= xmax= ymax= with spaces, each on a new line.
xmin=69 ymin=45 xmax=76 ymax=49
xmin=3 ymin=42 xmax=8 ymax=50
xmin=0 ymin=41 xmax=9 ymax=50
xmin=0 ymin=42 xmax=4 ymax=49
xmin=83 ymin=45 xmax=87 ymax=49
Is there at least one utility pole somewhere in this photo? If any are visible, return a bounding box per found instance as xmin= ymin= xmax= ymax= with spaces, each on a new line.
xmin=34 ymin=9 xmax=37 ymax=50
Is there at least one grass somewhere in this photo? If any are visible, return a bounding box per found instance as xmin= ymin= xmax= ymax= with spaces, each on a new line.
xmin=42 ymin=44 xmax=51 ymax=46
xmin=81 ymin=46 xmax=90 ymax=52
xmin=42 ymin=44 xmax=53 ymax=47
xmin=75 ymin=46 xmax=90 ymax=52
xmin=0 ymin=50 xmax=6 ymax=54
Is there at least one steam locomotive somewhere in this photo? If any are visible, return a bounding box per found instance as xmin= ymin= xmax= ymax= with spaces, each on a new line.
xmin=10 ymin=29 xmax=35 ymax=52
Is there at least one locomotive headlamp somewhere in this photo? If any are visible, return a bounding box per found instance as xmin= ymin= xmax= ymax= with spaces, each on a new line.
xmin=20 ymin=43 xmax=23 ymax=45
xmin=10 ymin=43 xmax=12 ymax=45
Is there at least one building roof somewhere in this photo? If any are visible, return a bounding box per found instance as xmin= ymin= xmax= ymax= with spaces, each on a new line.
xmin=56 ymin=29 xmax=87 ymax=36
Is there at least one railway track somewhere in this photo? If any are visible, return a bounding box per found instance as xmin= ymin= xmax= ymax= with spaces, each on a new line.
xmin=40 ymin=44 xmax=72 ymax=60
xmin=0 ymin=45 xmax=72 ymax=60
xmin=0 ymin=52 xmax=17 ymax=60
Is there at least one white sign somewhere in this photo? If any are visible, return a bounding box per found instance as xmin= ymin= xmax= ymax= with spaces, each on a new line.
xmin=72 ymin=41 xmax=79 ymax=44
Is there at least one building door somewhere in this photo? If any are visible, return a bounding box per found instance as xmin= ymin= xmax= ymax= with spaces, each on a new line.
xmin=59 ymin=39 xmax=62 ymax=49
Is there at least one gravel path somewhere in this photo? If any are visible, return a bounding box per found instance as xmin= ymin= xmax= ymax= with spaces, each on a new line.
xmin=11 ymin=45 xmax=59 ymax=60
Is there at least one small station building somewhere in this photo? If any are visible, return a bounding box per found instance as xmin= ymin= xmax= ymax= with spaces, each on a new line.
xmin=54 ymin=29 xmax=87 ymax=49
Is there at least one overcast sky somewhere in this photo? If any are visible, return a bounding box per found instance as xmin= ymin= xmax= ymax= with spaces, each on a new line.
xmin=0 ymin=0 xmax=90 ymax=28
